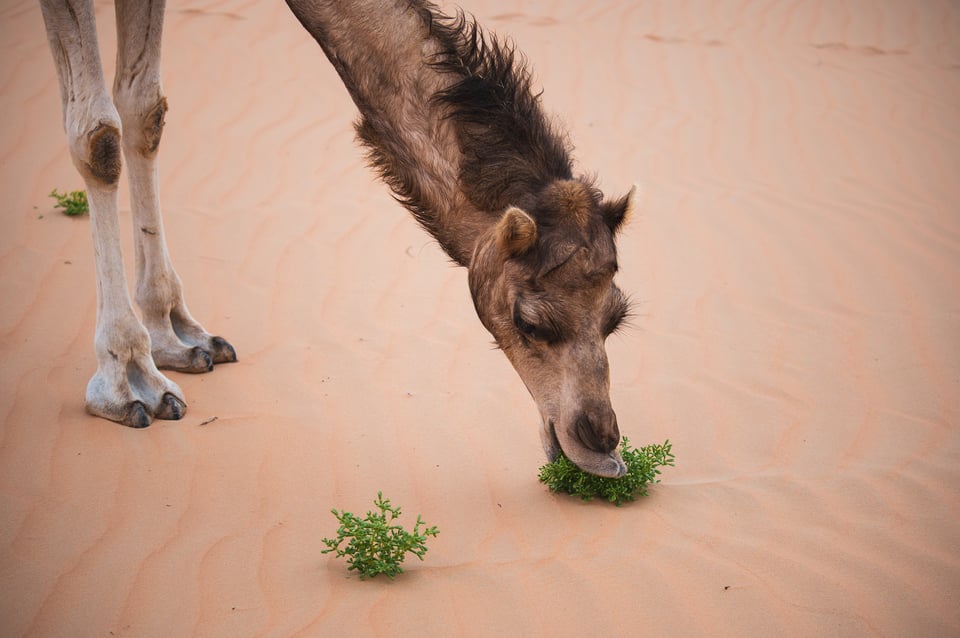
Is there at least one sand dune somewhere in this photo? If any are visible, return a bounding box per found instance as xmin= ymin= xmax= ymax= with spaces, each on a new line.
xmin=1 ymin=0 xmax=958 ymax=635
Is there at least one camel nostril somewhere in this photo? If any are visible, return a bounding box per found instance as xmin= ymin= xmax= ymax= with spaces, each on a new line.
xmin=575 ymin=412 xmax=619 ymax=453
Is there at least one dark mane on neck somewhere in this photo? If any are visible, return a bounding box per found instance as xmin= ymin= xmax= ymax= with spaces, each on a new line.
xmin=286 ymin=0 xmax=578 ymax=263
xmin=427 ymin=9 xmax=574 ymax=214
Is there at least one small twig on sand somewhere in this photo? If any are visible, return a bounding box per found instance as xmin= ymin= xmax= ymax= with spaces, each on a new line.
xmin=198 ymin=416 xmax=219 ymax=426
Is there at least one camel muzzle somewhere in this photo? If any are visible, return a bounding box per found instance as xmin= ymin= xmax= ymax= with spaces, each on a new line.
xmin=547 ymin=416 xmax=627 ymax=479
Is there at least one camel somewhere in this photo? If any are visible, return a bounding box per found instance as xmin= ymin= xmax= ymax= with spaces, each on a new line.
xmin=39 ymin=0 xmax=637 ymax=478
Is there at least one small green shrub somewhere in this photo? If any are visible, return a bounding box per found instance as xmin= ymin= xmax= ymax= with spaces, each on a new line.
xmin=322 ymin=492 xmax=439 ymax=580
xmin=538 ymin=437 xmax=674 ymax=506
xmin=49 ymin=188 xmax=89 ymax=216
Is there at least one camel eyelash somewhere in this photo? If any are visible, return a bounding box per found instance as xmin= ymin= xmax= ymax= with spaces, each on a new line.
xmin=605 ymin=293 xmax=634 ymax=336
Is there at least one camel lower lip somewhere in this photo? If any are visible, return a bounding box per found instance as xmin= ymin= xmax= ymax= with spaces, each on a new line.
xmin=568 ymin=449 xmax=627 ymax=478
xmin=595 ymin=452 xmax=628 ymax=478
xmin=545 ymin=418 xmax=627 ymax=478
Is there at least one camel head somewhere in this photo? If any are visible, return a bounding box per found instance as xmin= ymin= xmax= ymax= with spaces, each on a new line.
xmin=468 ymin=179 xmax=636 ymax=478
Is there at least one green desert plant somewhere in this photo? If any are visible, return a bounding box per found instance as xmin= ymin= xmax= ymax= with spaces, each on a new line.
xmin=49 ymin=188 xmax=89 ymax=216
xmin=538 ymin=437 xmax=674 ymax=506
xmin=322 ymin=492 xmax=439 ymax=580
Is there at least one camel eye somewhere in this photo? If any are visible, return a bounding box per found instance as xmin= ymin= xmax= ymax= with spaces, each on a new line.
xmin=512 ymin=299 xmax=560 ymax=343
xmin=514 ymin=312 xmax=539 ymax=337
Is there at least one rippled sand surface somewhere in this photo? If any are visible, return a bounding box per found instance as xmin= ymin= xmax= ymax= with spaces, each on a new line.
xmin=1 ymin=1 xmax=958 ymax=635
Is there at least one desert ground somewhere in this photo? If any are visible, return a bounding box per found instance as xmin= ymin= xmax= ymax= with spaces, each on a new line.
xmin=1 ymin=0 xmax=958 ymax=636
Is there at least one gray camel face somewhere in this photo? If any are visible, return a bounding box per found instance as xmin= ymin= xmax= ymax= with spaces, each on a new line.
xmin=469 ymin=181 xmax=635 ymax=477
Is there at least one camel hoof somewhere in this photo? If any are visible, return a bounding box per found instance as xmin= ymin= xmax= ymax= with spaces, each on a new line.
xmin=188 ymin=347 xmax=214 ymax=373
xmin=209 ymin=336 xmax=237 ymax=364
xmin=123 ymin=401 xmax=152 ymax=429
xmin=157 ymin=346 xmax=213 ymax=373
xmin=156 ymin=393 xmax=187 ymax=420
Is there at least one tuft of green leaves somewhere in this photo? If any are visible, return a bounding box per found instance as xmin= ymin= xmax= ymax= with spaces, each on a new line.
xmin=322 ymin=492 xmax=439 ymax=580
xmin=49 ymin=189 xmax=89 ymax=216
xmin=538 ymin=437 xmax=674 ymax=506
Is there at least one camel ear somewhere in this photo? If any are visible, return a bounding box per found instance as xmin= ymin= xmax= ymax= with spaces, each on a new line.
xmin=601 ymin=184 xmax=638 ymax=233
xmin=497 ymin=206 xmax=538 ymax=256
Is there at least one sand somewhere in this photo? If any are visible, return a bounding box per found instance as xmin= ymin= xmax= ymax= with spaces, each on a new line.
xmin=1 ymin=0 xmax=959 ymax=635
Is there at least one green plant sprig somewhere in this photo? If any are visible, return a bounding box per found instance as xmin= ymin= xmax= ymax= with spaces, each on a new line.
xmin=322 ymin=492 xmax=439 ymax=580
xmin=538 ymin=437 xmax=674 ymax=506
xmin=49 ymin=188 xmax=89 ymax=216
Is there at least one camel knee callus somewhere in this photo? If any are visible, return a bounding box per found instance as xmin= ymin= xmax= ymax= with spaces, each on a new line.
xmin=87 ymin=124 xmax=122 ymax=185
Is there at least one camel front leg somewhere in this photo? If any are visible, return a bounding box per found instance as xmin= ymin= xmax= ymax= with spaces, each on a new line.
xmin=113 ymin=0 xmax=237 ymax=373
xmin=39 ymin=0 xmax=186 ymax=427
